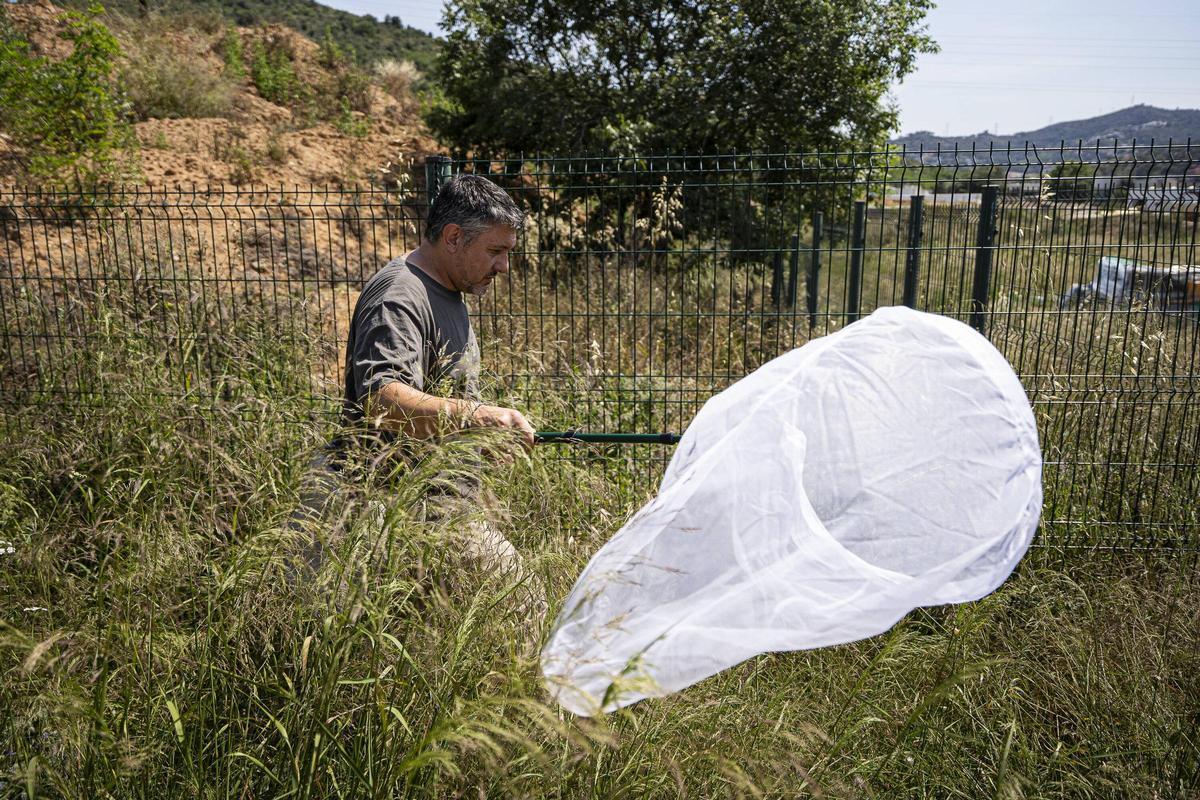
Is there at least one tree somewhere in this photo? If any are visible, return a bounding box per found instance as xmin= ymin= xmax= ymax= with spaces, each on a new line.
xmin=1046 ymin=161 xmax=1099 ymax=202
xmin=430 ymin=0 xmax=937 ymax=155
xmin=932 ymin=164 xmax=1008 ymax=194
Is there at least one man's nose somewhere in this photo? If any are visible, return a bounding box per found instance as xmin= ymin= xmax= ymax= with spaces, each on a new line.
xmin=494 ymin=254 xmax=510 ymax=274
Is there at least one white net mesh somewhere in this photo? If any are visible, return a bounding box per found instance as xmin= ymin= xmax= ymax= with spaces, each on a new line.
xmin=541 ymin=307 xmax=1043 ymax=715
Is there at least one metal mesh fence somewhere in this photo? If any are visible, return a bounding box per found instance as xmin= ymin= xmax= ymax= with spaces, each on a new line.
xmin=1 ymin=142 xmax=1197 ymax=549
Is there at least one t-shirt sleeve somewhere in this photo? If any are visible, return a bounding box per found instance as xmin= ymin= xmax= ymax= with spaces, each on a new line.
xmin=348 ymin=298 xmax=427 ymax=402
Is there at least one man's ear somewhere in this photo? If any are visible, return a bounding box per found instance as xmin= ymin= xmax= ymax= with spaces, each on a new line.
xmin=441 ymin=223 xmax=463 ymax=252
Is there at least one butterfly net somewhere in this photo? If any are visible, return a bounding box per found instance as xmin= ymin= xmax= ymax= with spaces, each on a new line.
xmin=541 ymin=307 xmax=1043 ymax=716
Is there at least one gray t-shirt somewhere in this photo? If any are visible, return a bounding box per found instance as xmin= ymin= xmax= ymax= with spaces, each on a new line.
xmin=341 ymin=257 xmax=481 ymax=428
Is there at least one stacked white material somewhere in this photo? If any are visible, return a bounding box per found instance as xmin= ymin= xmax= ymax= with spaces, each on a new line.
xmin=542 ymin=307 xmax=1043 ymax=716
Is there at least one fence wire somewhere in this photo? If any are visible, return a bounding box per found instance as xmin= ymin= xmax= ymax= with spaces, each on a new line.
xmin=1 ymin=141 xmax=1198 ymax=550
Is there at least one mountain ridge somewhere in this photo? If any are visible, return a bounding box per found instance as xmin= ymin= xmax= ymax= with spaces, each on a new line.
xmin=892 ymin=105 xmax=1200 ymax=151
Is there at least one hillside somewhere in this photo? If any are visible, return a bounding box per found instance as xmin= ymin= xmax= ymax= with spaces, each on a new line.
xmin=59 ymin=0 xmax=441 ymax=74
xmin=0 ymin=0 xmax=439 ymax=186
xmin=892 ymin=105 xmax=1200 ymax=159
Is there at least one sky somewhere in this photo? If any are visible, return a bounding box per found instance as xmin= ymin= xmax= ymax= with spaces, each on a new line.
xmin=323 ymin=0 xmax=1200 ymax=138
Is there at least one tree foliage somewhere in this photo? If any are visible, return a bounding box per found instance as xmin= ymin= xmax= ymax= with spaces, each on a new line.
xmin=1046 ymin=160 xmax=1099 ymax=201
xmin=431 ymin=0 xmax=937 ymax=155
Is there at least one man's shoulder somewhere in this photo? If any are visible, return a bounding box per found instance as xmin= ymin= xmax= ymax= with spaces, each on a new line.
xmin=365 ymin=257 xmax=422 ymax=292
xmin=361 ymin=258 xmax=433 ymax=308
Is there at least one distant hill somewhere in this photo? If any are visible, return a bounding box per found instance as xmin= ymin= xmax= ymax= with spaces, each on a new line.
xmin=61 ymin=0 xmax=441 ymax=73
xmin=892 ymin=105 xmax=1200 ymax=160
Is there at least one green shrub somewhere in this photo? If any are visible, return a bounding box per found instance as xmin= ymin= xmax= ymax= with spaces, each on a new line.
xmin=218 ymin=28 xmax=245 ymax=78
xmin=122 ymin=39 xmax=235 ymax=120
xmin=318 ymin=24 xmax=345 ymax=69
xmin=250 ymin=38 xmax=299 ymax=106
xmin=0 ymin=2 xmax=135 ymax=183
xmin=208 ymin=124 xmax=261 ymax=183
xmin=239 ymin=27 xmax=373 ymax=125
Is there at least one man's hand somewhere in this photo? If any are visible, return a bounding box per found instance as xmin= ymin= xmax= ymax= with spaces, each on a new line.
xmin=468 ymin=404 xmax=537 ymax=451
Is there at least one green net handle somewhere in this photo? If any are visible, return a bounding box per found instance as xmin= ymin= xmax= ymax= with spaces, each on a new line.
xmin=535 ymin=430 xmax=682 ymax=445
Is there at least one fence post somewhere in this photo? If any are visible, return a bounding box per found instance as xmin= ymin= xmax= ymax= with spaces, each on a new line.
xmin=847 ymin=201 xmax=867 ymax=324
xmin=807 ymin=211 xmax=823 ymax=330
xmin=970 ymin=185 xmax=1000 ymax=335
xmin=903 ymin=194 xmax=924 ymax=309
xmin=771 ymin=248 xmax=784 ymax=306
xmin=425 ymin=155 xmax=452 ymax=206
xmin=786 ymin=234 xmax=800 ymax=309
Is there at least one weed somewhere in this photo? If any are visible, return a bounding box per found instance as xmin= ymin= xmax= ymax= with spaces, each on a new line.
xmin=318 ymin=25 xmax=346 ymax=70
xmin=1 ymin=185 xmax=1197 ymax=796
xmin=227 ymin=147 xmax=258 ymax=185
xmin=334 ymin=99 xmax=370 ymax=138
xmin=333 ymin=64 xmax=373 ymax=114
xmin=265 ymin=127 xmax=289 ymax=164
xmin=210 ymin=125 xmax=260 ymax=184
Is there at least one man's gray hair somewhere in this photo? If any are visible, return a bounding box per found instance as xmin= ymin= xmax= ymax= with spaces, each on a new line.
xmin=426 ymin=173 xmax=525 ymax=244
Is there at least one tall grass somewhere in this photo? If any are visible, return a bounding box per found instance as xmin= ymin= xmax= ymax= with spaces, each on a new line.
xmin=1 ymin=271 xmax=1198 ymax=798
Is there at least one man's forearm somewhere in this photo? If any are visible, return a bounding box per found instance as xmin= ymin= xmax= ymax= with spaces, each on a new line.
xmin=364 ymin=381 xmax=474 ymax=440
xmin=363 ymin=381 xmax=537 ymax=449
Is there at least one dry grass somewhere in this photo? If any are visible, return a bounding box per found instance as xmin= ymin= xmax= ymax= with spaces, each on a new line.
xmin=120 ymin=32 xmax=237 ymax=121
xmin=374 ymin=58 xmax=420 ymax=104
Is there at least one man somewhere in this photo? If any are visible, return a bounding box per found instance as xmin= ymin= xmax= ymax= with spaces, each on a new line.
xmin=341 ymin=173 xmax=534 ymax=447
xmin=294 ymin=173 xmax=543 ymax=616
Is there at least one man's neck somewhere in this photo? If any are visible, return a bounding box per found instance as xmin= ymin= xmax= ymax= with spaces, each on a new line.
xmin=406 ymin=243 xmax=456 ymax=292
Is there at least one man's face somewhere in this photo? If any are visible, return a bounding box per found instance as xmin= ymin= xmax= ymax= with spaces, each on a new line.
xmin=446 ymin=223 xmax=518 ymax=296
